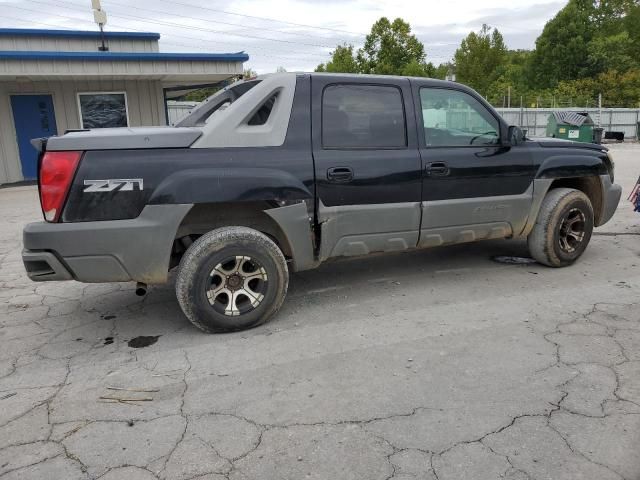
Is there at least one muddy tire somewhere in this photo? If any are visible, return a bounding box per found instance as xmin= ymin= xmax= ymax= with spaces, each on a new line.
xmin=527 ymin=188 xmax=594 ymax=267
xmin=175 ymin=227 xmax=288 ymax=333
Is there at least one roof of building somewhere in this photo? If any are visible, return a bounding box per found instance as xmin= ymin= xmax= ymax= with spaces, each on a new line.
xmin=0 ymin=28 xmax=160 ymax=40
xmin=0 ymin=50 xmax=249 ymax=62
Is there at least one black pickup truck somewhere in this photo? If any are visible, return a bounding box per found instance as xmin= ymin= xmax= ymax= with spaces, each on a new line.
xmin=23 ymin=73 xmax=622 ymax=332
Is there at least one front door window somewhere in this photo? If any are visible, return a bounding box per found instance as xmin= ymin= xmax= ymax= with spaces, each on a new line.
xmin=420 ymin=88 xmax=499 ymax=147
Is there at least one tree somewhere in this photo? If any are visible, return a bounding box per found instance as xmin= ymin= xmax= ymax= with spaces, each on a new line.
xmin=530 ymin=1 xmax=593 ymax=87
xmin=315 ymin=44 xmax=359 ymax=73
xmin=454 ymin=25 xmax=507 ymax=95
xmin=551 ymin=68 xmax=640 ymax=107
xmin=433 ymin=62 xmax=455 ymax=80
xmin=624 ymin=2 xmax=640 ymax=59
xmin=529 ymin=0 xmax=640 ymax=88
xmin=243 ymin=68 xmax=257 ymax=79
xmin=586 ymin=31 xmax=635 ymax=73
xmin=485 ymin=50 xmax=532 ymax=103
xmin=315 ymin=18 xmax=434 ymax=77
xmin=356 ymin=17 xmax=433 ymax=76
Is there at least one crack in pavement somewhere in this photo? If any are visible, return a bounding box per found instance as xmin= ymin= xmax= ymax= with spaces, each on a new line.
xmin=2 ymin=182 xmax=640 ymax=480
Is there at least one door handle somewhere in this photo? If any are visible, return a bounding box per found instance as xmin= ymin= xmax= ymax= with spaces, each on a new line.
xmin=425 ymin=162 xmax=449 ymax=177
xmin=327 ymin=166 xmax=353 ymax=183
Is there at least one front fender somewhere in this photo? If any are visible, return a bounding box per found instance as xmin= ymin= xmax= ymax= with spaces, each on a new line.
xmin=535 ymin=154 xmax=608 ymax=179
xmin=148 ymin=168 xmax=313 ymax=204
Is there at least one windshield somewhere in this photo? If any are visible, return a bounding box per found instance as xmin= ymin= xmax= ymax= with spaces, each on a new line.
xmin=176 ymin=80 xmax=261 ymax=127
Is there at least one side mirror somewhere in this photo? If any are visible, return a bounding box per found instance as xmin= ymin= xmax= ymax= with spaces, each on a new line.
xmin=507 ymin=125 xmax=524 ymax=145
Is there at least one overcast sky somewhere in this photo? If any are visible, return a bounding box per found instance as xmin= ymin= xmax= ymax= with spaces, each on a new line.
xmin=1 ymin=0 xmax=567 ymax=73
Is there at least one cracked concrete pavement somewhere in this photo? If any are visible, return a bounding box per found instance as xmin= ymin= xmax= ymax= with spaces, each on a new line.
xmin=1 ymin=144 xmax=639 ymax=479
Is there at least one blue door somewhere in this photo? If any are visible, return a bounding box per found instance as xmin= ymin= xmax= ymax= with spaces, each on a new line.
xmin=10 ymin=95 xmax=58 ymax=180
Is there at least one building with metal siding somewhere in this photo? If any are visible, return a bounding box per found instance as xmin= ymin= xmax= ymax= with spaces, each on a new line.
xmin=0 ymin=28 xmax=247 ymax=184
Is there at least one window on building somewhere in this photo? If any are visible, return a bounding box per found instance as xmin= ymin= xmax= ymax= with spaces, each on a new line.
xmin=322 ymin=84 xmax=406 ymax=149
xmin=78 ymin=92 xmax=129 ymax=129
xmin=420 ymin=88 xmax=499 ymax=147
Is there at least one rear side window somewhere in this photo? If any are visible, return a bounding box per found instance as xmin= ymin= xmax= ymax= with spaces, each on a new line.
xmin=322 ymin=84 xmax=406 ymax=149
xmin=248 ymin=92 xmax=278 ymax=126
xmin=176 ymin=80 xmax=261 ymax=127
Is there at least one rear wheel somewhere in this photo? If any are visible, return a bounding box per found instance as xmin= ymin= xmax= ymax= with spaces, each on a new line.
xmin=176 ymin=227 xmax=288 ymax=333
xmin=527 ymin=188 xmax=594 ymax=267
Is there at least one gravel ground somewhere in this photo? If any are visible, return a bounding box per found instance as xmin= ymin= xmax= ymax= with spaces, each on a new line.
xmin=1 ymin=144 xmax=639 ymax=480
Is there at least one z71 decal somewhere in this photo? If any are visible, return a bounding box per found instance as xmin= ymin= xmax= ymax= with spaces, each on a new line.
xmin=83 ymin=179 xmax=144 ymax=193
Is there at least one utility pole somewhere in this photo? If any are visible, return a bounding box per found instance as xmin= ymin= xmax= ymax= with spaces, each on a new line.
xmin=507 ymin=86 xmax=511 ymax=108
xmin=519 ymin=95 xmax=523 ymax=127
xmin=598 ymin=93 xmax=602 ymax=127
xmin=92 ymin=0 xmax=109 ymax=51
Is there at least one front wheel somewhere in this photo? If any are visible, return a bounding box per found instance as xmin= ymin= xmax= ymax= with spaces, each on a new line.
xmin=176 ymin=227 xmax=289 ymax=333
xmin=527 ymin=188 xmax=594 ymax=267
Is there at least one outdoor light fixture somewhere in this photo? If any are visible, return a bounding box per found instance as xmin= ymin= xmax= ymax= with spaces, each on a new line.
xmin=91 ymin=0 xmax=109 ymax=51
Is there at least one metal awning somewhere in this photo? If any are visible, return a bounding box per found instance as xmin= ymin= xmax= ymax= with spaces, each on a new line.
xmin=0 ymin=50 xmax=248 ymax=85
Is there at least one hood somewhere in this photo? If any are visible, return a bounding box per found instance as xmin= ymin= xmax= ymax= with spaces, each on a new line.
xmin=34 ymin=126 xmax=202 ymax=152
xmin=528 ymin=136 xmax=607 ymax=152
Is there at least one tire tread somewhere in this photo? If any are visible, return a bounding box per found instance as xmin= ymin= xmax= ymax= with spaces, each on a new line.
xmin=175 ymin=226 xmax=288 ymax=333
xmin=528 ymin=188 xmax=593 ymax=267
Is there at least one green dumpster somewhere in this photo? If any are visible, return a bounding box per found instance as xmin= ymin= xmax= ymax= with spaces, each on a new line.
xmin=546 ymin=111 xmax=595 ymax=143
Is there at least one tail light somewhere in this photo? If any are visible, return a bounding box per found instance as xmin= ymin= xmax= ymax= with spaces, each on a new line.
xmin=39 ymin=151 xmax=82 ymax=222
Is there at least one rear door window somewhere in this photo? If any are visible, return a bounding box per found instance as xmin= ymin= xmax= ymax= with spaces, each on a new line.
xmin=322 ymin=84 xmax=407 ymax=149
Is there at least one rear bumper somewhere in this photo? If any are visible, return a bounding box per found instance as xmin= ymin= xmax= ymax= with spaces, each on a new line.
xmin=22 ymin=204 xmax=192 ymax=283
xmin=597 ymin=175 xmax=622 ymax=226
xmin=22 ymin=250 xmax=73 ymax=281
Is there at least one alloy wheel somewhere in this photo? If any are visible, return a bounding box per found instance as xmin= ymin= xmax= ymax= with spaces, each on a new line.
xmin=206 ymin=255 xmax=268 ymax=316
xmin=558 ymin=208 xmax=586 ymax=253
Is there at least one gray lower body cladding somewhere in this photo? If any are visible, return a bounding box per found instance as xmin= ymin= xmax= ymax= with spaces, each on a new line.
xmin=264 ymin=202 xmax=317 ymax=271
xmin=21 ymin=175 xmax=622 ymax=284
xmin=522 ymin=175 xmax=621 ymax=235
xmin=318 ymin=202 xmax=421 ymax=260
xmin=597 ymin=174 xmax=622 ymax=226
xmin=22 ymin=204 xmax=192 ymax=283
xmin=317 ymin=196 xmax=527 ymax=261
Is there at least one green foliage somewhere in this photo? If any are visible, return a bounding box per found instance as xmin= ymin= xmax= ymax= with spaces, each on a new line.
xmin=587 ymin=31 xmax=635 ymax=73
xmin=182 ymin=88 xmax=219 ymax=102
xmin=531 ymin=0 xmax=640 ymax=87
xmin=530 ymin=1 xmax=593 ymax=87
xmin=315 ymin=18 xmax=434 ymax=77
xmin=315 ymin=44 xmax=359 ymax=73
xmin=487 ymin=0 xmax=640 ymax=106
xmin=243 ymin=68 xmax=257 ymax=79
xmin=356 ymin=17 xmax=433 ymax=76
xmin=313 ymin=4 xmax=640 ymax=107
xmin=454 ymin=25 xmax=507 ymax=95
xmin=555 ymin=69 xmax=640 ymax=107
xmin=624 ymin=3 xmax=640 ymax=59
xmin=433 ymin=62 xmax=455 ymax=80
